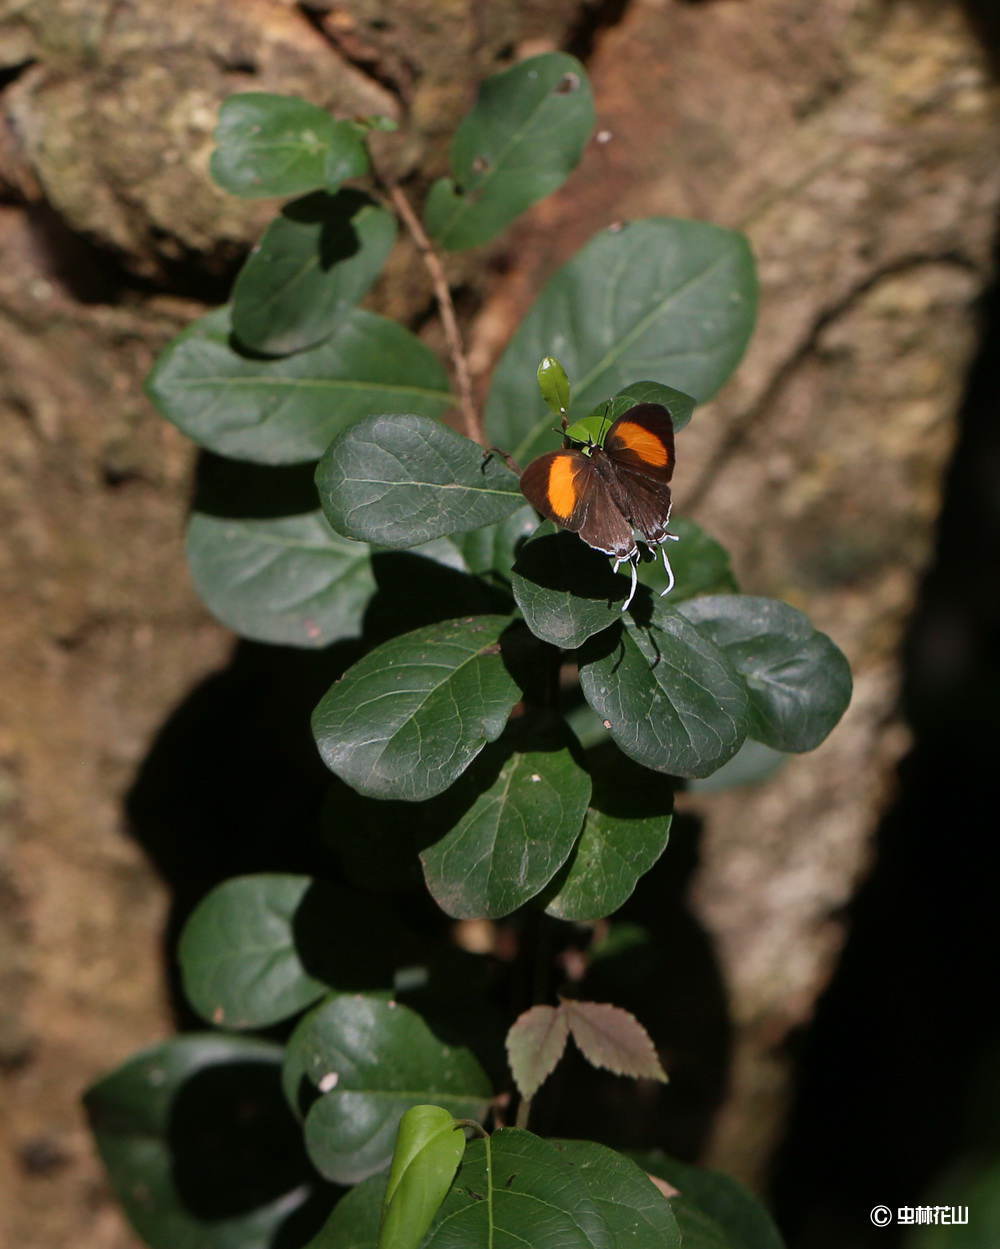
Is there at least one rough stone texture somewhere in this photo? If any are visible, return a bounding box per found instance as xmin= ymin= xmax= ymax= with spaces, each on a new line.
xmin=470 ymin=0 xmax=998 ymax=1188
xmin=0 ymin=0 xmax=997 ymax=1245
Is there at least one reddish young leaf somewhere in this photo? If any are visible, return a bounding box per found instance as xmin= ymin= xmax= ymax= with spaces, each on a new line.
xmin=505 ymin=1004 xmax=570 ymax=1100
xmin=562 ymin=1000 xmax=667 ymax=1083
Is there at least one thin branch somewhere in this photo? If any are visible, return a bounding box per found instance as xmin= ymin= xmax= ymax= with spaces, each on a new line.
xmin=384 ymin=182 xmax=482 ymax=444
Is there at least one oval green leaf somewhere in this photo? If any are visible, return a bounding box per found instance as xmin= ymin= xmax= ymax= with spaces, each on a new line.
xmin=678 ymin=595 xmax=852 ymax=752
xmin=578 ymin=611 xmax=750 ymax=779
xmin=308 ymin=1173 xmax=387 ymax=1249
xmin=486 ymin=219 xmax=757 ymax=465
xmin=288 ymin=995 xmax=491 ymax=1184
xmin=177 ymin=875 xmax=406 ymax=1030
xmin=424 ymin=54 xmax=595 ymax=251
xmin=511 ymin=522 xmax=630 ymax=649
xmin=424 ymin=1129 xmax=606 ymax=1249
xmin=537 ymin=355 xmax=571 ymax=415
xmin=633 ymin=1151 xmax=786 ymax=1249
xmin=553 ymin=1140 xmax=682 ymax=1248
xmin=545 ymin=751 xmax=673 ymax=922
xmin=232 ymin=191 xmax=397 ymax=355
xmin=84 ymin=1035 xmax=324 ymax=1249
xmin=147 ymin=307 xmax=452 ymax=465
xmin=186 ymin=509 xmax=375 ymax=648
xmin=312 ymin=615 xmax=520 ymax=800
xmin=316 ymin=414 xmax=525 ymax=547
xmin=211 ymin=93 xmax=368 ymax=198
xmin=419 ymin=735 xmax=592 ymax=919
xmin=378 ymin=1106 xmax=466 ymax=1249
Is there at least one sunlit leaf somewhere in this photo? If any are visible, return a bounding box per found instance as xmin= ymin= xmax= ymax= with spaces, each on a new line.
xmin=312 ymin=615 xmax=520 ymax=801
xmin=232 ymin=191 xmax=396 ymax=355
xmin=578 ymin=611 xmax=750 ymax=778
xmin=418 ymin=728 xmax=591 ymax=919
xmin=211 ymin=93 xmax=368 ymax=198
xmin=424 ymin=54 xmax=594 ymax=251
xmin=679 ymin=595 xmax=852 ymax=752
xmin=147 ymin=307 xmax=452 ymax=465
xmin=186 ymin=510 xmax=374 ymax=648
xmin=487 ymin=219 xmax=757 ymax=465
xmin=316 ymin=415 xmax=524 ymax=547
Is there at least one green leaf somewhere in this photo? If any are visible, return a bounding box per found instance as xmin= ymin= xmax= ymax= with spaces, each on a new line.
xmin=232 ymin=191 xmax=397 ymax=355
xmin=288 ymin=995 xmax=491 ymax=1184
xmin=211 ymin=93 xmax=368 ymax=198
xmin=486 ymin=219 xmax=757 ymax=465
xmin=687 ymin=740 xmax=787 ymax=793
xmin=545 ymin=749 xmax=673 ymax=922
xmin=512 ymin=522 xmax=630 ymax=649
xmin=177 ymin=875 xmax=407 ymax=1030
xmin=678 ymin=596 xmax=852 ymax=752
xmin=506 ymin=1005 xmax=570 ymax=1100
xmin=312 ymin=615 xmax=520 ymax=801
xmin=147 ymin=307 xmax=452 ymax=465
xmin=377 ymin=1106 xmax=466 ymax=1249
xmin=308 ymin=1173 xmax=387 ymax=1249
xmin=564 ymin=381 xmax=697 ymax=446
xmin=424 ymin=1129 xmax=606 ymax=1248
xmin=454 ymin=504 xmax=538 ymax=583
xmin=578 ymin=610 xmax=750 ymax=779
xmin=553 ymin=1140 xmax=682 ymax=1248
xmin=537 ymin=355 xmax=571 ymax=416
xmin=186 ymin=509 xmax=375 ymax=648
xmin=84 ymin=1034 xmax=327 ymax=1249
xmin=418 ymin=729 xmax=592 ymax=918
xmin=634 ymin=1152 xmax=786 ymax=1249
xmin=316 ymin=415 xmax=525 ymax=547
xmin=424 ymin=54 xmax=594 ymax=251
xmin=562 ymin=1000 xmax=667 ymax=1082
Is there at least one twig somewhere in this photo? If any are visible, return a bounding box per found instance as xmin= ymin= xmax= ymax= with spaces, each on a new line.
xmin=385 ymin=182 xmax=482 ymax=444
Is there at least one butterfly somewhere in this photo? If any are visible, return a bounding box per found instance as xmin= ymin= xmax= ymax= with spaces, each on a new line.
xmin=519 ymin=402 xmax=678 ymax=612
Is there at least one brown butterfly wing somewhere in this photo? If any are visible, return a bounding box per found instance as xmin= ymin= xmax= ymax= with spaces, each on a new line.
xmin=601 ymin=403 xmax=675 ymax=543
xmin=520 ymin=450 xmax=636 ymax=559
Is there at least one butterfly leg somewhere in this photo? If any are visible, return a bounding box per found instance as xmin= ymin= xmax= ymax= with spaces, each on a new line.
xmin=659 ymin=533 xmax=680 ymax=597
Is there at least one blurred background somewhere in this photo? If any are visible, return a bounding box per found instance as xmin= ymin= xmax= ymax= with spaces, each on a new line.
xmin=1 ymin=1 xmax=998 ymax=1246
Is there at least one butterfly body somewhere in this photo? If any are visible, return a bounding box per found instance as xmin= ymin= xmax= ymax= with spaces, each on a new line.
xmin=520 ymin=404 xmax=677 ymax=608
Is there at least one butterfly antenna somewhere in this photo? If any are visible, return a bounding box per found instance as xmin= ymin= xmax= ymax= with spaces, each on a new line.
xmin=659 ymin=534 xmax=679 ymax=596
xmin=597 ymin=400 xmax=612 ymax=446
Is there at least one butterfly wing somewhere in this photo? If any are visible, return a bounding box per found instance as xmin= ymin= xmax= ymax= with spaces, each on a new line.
xmin=520 ymin=450 xmax=637 ymax=560
xmin=602 ymin=403 xmax=675 ymax=543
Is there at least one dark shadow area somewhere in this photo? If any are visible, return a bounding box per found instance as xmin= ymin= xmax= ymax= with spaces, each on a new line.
xmin=960 ymin=0 xmax=1000 ymax=78
xmin=535 ymin=810 xmax=732 ymax=1162
xmin=170 ymin=1061 xmax=313 ymax=1217
xmin=124 ymin=638 xmax=349 ymax=1025
xmin=771 ymin=219 xmax=1000 ymax=1246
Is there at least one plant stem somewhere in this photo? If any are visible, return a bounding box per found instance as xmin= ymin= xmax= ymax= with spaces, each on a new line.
xmin=384 ymin=182 xmax=482 ymax=445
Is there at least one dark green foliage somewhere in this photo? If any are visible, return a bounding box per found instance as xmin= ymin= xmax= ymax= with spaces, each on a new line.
xmin=85 ymin=65 xmax=840 ymax=1249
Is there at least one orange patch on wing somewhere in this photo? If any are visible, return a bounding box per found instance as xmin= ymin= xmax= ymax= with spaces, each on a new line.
xmin=613 ymin=422 xmax=671 ymax=466
xmin=547 ymin=455 xmax=580 ymax=519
